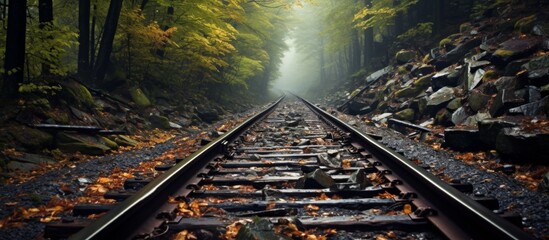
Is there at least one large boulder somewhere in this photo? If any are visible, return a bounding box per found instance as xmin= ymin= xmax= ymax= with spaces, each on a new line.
xmin=444 ymin=128 xmax=486 ymax=151
xmin=451 ymin=107 xmax=470 ymax=125
xmin=478 ymin=118 xmax=518 ymax=147
xmin=129 ymin=87 xmax=152 ymax=107
xmin=492 ymin=36 xmax=542 ymax=66
xmin=426 ymin=87 xmax=455 ymax=115
xmin=60 ymin=78 xmax=95 ymax=109
xmin=469 ymin=90 xmax=491 ymax=112
xmin=196 ymin=106 xmax=220 ymax=123
xmin=396 ymin=50 xmax=416 ymax=64
xmin=56 ymin=133 xmax=111 ymax=155
xmin=496 ymin=128 xmax=549 ymax=163
xmin=508 ymin=96 xmax=549 ymax=116
xmin=431 ymin=65 xmax=464 ymax=91
xmin=149 ymin=114 xmax=171 ymax=129
xmin=9 ymin=126 xmax=53 ymax=150
xmin=432 ymin=37 xmax=482 ymax=70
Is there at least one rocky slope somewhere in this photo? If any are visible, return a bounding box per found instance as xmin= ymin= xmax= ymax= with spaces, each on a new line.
xmin=330 ymin=5 xmax=549 ymax=191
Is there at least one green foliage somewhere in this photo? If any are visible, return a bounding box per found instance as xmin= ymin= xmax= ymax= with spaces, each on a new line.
xmin=396 ymin=22 xmax=433 ymax=49
xmin=471 ymin=0 xmax=520 ymax=19
xmin=18 ymin=83 xmax=62 ymax=108
xmin=354 ymin=0 xmax=418 ymax=30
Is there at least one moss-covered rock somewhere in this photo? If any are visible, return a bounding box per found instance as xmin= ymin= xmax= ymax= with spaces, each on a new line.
xmin=446 ymin=98 xmax=462 ymax=111
xmin=395 ymin=50 xmax=416 ymax=64
xmin=515 ymin=15 xmax=537 ymax=34
xmin=435 ymin=108 xmax=452 ymax=126
xmin=56 ymin=133 xmax=110 ymax=155
xmin=149 ymin=115 xmax=171 ymax=129
xmin=101 ymin=136 xmax=119 ymax=150
xmin=60 ymin=79 xmax=95 ymax=109
xmin=394 ymin=108 xmax=415 ymax=121
xmin=129 ymin=87 xmax=151 ymax=107
xmin=414 ymin=73 xmax=435 ymax=89
xmin=460 ymin=23 xmax=472 ymax=34
xmin=395 ymin=86 xmax=422 ymax=98
xmin=9 ymin=126 xmax=53 ymax=150
xmin=114 ymin=135 xmax=138 ymax=147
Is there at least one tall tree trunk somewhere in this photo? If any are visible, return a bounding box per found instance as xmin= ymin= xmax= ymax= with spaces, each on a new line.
xmin=90 ymin=3 xmax=97 ymax=70
xmin=38 ymin=0 xmax=53 ymax=75
xmin=93 ymin=0 xmax=123 ymax=86
xmin=433 ymin=0 xmax=444 ymax=35
xmin=319 ymin=37 xmax=326 ymax=86
xmin=362 ymin=0 xmax=373 ymax=70
xmin=140 ymin=0 xmax=148 ymax=10
xmin=2 ymin=0 xmax=27 ymax=98
xmin=78 ymin=0 xmax=90 ymax=83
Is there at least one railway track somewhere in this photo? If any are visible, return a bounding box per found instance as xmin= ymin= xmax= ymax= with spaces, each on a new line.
xmin=45 ymin=96 xmax=533 ymax=239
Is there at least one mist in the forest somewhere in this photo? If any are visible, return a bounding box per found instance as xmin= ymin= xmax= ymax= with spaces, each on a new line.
xmin=271 ymin=40 xmax=320 ymax=96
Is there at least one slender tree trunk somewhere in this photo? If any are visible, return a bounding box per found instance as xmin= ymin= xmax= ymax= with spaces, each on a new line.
xmin=362 ymin=0 xmax=373 ymax=70
xmin=78 ymin=0 xmax=90 ymax=83
xmin=94 ymin=0 xmax=123 ymax=86
xmin=394 ymin=0 xmax=404 ymax=36
xmin=90 ymin=3 xmax=96 ymax=70
xmin=2 ymin=0 xmax=27 ymax=98
xmin=140 ymin=0 xmax=148 ymax=10
xmin=433 ymin=0 xmax=444 ymax=35
xmin=319 ymin=37 xmax=326 ymax=85
xmin=38 ymin=0 xmax=53 ymax=75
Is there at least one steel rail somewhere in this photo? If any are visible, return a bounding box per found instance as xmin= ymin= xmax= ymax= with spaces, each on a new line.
xmin=297 ymin=96 xmax=533 ymax=240
xmin=69 ymin=96 xmax=285 ymax=240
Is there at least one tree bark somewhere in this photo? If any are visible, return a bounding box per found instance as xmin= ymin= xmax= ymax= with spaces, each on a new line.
xmin=78 ymin=0 xmax=90 ymax=83
xmin=38 ymin=0 xmax=53 ymax=75
xmin=2 ymin=0 xmax=27 ymax=98
xmin=93 ymin=0 xmax=123 ymax=86
xmin=362 ymin=0 xmax=373 ymax=70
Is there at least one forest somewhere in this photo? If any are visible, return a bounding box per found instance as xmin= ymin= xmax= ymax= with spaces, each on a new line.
xmin=1 ymin=0 xmax=549 ymax=239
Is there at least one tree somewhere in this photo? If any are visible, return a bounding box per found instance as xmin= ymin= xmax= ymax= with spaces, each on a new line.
xmin=93 ymin=0 xmax=123 ymax=86
xmin=2 ymin=0 xmax=27 ymax=98
xmin=78 ymin=0 xmax=91 ymax=82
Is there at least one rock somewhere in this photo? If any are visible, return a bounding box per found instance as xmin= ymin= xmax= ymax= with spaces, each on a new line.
xmin=56 ymin=133 xmax=111 ymax=155
xmin=469 ymin=69 xmax=485 ymax=91
xmin=7 ymin=161 xmax=39 ymax=172
xmin=169 ymin=122 xmax=182 ymax=129
xmin=60 ymin=78 xmax=95 ymax=109
xmin=527 ymin=54 xmax=549 ymax=71
xmin=348 ymin=169 xmax=372 ymax=189
xmin=395 ymin=86 xmax=424 ymax=98
xmin=504 ymin=59 xmax=529 ymax=76
xmin=435 ymin=108 xmax=452 ymax=126
xmin=514 ymin=15 xmax=536 ymax=34
xmin=433 ymin=37 xmax=482 ymax=70
xmin=114 ymin=135 xmax=138 ymax=147
xmin=431 ymin=65 xmax=464 ymax=91
xmin=366 ymin=66 xmax=393 ymax=83
xmin=494 ymin=76 xmax=521 ymax=92
xmin=196 ymin=106 xmax=219 ymax=123
xmin=349 ymin=100 xmax=376 ymax=115
xmin=371 ymin=113 xmax=393 ymax=122
xmin=469 ymin=89 xmax=491 ymax=112
xmin=490 ymin=89 xmax=528 ymax=117
xmin=444 ymin=128 xmax=486 ymax=151
xmin=70 ymin=106 xmax=99 ymax=125
xmin=539 ymin=172 xmax=549 ymax=193
xmin=394 ymin=108 xmax=415 ymax=121
xmin=9 ymin=126 xmax=53 ymax=150
xmin=318 ymin=153 xmax=340 ymax=168
xmin=7 ymin=153 xmax=56 ymax=165
xmin=396 ymin=50 xmax=416 ymax=64
xmin=528 ymin=86 xmax=542 ymax=102
xmin=413 ymin=65 xmax=435 ymax=76
xmin=492 ymin=36 xmax=541 ymax=66
xmin=296 ymin=169 xmax=335 ymax=189
xmin=541 ymin=83 xmax=549 ymax=97
xmin=414 ymin=73 xmax=435 ymax=89
xmin=446 ymin=98 xmax=462 ymax=111
xmin=451 ymin=107 xmax=470 ymax=125
xmin=496 ymin=128 xmax=549 ymax=163
xmin=462 ymin=112 xmax=491 ymax=127
xmin=508 ymin=96 xmax=549 ymax=116
xmin=526 ymin=67 xmax=549 ymax=86
xmin=101 ymin=137 xmax=119 ymax=150
xmin=426 ymin=87 xmax=455 ymax=114
xmin=149 ymin=114 xmax=171 ymax=130
xmin=129 ymin=87 xmax=151 ymax=107
xmin=236 ymin=219 xmax=289 ymax=240
xmin=478 ymin=118 xmax=518 ymax=147
xmin=469 ymin=60 xmax=491 ymax=72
